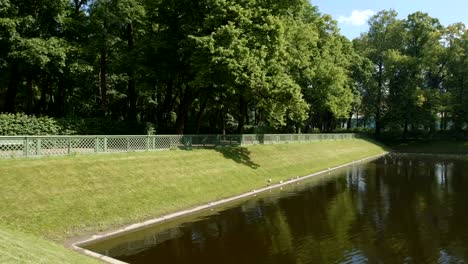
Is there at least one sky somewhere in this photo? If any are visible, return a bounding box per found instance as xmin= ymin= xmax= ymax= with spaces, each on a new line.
xmin=311 ymin=0 xmax=468 ymax=40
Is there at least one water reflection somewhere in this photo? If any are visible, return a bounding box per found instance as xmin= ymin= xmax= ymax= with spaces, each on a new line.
xmin=86 ymin=155 xmax=468 ymax=264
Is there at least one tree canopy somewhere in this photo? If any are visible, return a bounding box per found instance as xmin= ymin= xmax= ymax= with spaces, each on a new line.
xmin=0 ymin=1 xmax=467 ymax=136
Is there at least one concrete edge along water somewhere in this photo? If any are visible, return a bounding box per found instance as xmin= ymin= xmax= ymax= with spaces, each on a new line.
xmin=72 ymin=152 xmax=388 ymax=264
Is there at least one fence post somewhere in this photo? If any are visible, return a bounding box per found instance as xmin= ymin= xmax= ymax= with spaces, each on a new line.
xmin=36 ymin=138 xmax=41 ymax=156
xmin=67 ymin=137 xmax=71 ymax=155
xmin=24 ymin=137 xmax=29 ymax=157
xmin=103 ymin=137 xmax=108 ymax=152
xmin=95 ymin=137 xmax=99 ymax=153
xmin=146 ymin=136 xmax=150 ymax=151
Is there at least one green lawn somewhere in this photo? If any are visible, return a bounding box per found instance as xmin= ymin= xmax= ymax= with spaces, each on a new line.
xmin=0 ymin=225 xmax=99 ymax=264
xmin=0 ymin=139 xmax=385 ymax=262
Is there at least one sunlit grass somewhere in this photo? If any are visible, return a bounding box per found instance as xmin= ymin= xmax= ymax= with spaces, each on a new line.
xmin=0 ymin=225 xmax=99 ymax=264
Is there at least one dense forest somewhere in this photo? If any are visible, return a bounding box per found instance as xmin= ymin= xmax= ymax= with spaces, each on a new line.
xmin=0 ymin=0 xmax=467 ymax=135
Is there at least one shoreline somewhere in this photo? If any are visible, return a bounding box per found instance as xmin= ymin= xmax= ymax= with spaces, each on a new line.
xmin=71 ymin=152 xmax=388 ymax=263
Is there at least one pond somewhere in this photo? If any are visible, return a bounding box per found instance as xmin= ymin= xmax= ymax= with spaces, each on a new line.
xmin=85 ymin=155 xmax=468 ymax=263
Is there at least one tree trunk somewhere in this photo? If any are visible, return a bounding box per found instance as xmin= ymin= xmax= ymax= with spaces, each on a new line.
xmin=439 ymin=112 xmax=444 ymax=130
xmin=221 ymin=112 xmax=226 ymax=135
xmin=157 ymin=79 xmax=174 ymax=132
xmin=174 ymin=89 xmax=194 ymax=135
xmin=73 ymin=0 xmax=84 ymax=16
xmin=443 ymin=112 xmax=447 ymax=130
xmin=127 ymin=23 xmax=137 ymax=121
xmin=325 ymin=112 xmax=333 ymax=132
xmin=100 ymin=48 xmax=108 ymax=115
xmin=357 ymin=112 xmax=360 ymax=127
xmin=237 ymin=95 xmax=247 ymax=134
xmin=5 ymin=64 xmax=20 ymax=113
xmin=26 ymin=75 xmax=34 ymax=114
xmin=403 ymin=119 xmax=409 ymax=138
xmin=375 ymin=60 xmax=383 ymax=135
xmin=39 ymin=77 xmax=49 ymax=114
xmin=55 ymin=74 xmax=66 ymax=117
xmin=347 ymin=110 xmax=353 ymax=130
xmin=195 ymin=97 xmax=207 ymax=134
xmin=245 ymin=102 xmax=250 ymax=126
xmin=128 ymin=78 xmax=137 ymax=120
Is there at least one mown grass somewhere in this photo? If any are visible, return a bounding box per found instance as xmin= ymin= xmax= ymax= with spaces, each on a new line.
xmin=0 ymin=225 xmax=99 ymax=264
xmin=0 ymin=139 xmax=385 ymax=262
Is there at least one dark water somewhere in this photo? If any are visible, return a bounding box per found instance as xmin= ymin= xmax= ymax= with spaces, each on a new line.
xmin=86 ymin=155 xmax=468 ymax=263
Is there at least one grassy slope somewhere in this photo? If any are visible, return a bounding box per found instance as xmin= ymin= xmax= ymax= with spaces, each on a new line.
xmin=0 ymin=225 xmax=98 ymax=264
xmin=0 ymin=139 xmax=385 ymax=262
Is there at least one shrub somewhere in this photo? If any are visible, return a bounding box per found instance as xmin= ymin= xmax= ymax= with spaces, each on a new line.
xmin=0 ymin=113 xmax=63 ymax=135
xmin=0 ymin=113 xmax=148 ymax=136
xmin=56 ymin=118 xmax=146 ymax=135
xmin=333 ymin=127 xmax=375 ymax=134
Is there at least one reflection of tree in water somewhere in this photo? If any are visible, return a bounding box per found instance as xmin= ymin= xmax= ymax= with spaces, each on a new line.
xmin=367 ymin=156 xmax=467 ymax=262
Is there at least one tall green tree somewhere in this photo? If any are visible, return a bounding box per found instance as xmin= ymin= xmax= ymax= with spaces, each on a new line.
xmin=445 ymin=24 xmax=468 ymax=131
xmin=172 ymin=0 xmax=311 ymax=133
xmin=1 ymin=0 xmax=70 ymax=114
xmin=354 ymin=10 xmax=401 ymax=134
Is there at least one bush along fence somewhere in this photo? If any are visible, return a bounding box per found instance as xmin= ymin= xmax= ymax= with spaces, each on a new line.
xmin=0 ymin=134 xmax=360 ymax=159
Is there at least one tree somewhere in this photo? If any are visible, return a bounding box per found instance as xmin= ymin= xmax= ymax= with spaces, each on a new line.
xmin=189 ymin=0 xmax=310 ymax=133
xmin=378 ymin=12 xmax=446 ymax=134
xmin=0 ymin=0 xmax=70 ymax=114
xmin=445 ymin=24 xmax=468 ymax=131
xmin=355 ymin=10 xmax=400 ymax=134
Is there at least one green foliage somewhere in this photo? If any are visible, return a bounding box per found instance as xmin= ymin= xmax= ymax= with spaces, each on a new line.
xmin=355 ymin=10 xmax=467 ymax=135
xmin=57 ymin=117 xmax=146 ymax=135
xmin=0 ymin=1 xmax=467 ymax=136
xmin=0 ymin=113 xmax=147 ymax=135
xmin=334 ymin=127 xmax=375 ymax=134
xmin=0 ymin=113 xmax=63 ymax=135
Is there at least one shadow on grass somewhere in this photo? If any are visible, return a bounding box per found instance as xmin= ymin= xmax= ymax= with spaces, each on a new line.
xmin=362 ymin=137 xmax=391 ymax=152
xmin=214 ymin=147 xmax=260 ymax=169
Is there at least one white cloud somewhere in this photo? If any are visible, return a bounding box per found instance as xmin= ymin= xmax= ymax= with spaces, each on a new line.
xmin=338 ymin=9 xmax=375 ymax=26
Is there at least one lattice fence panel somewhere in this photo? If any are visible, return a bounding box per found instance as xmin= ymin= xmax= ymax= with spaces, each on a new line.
xmin=218 ymin=135 xmax=242 ymax=146
xmin=0 ymin=139 xmax=24 ymax=158
xmin=0 ymin=134 xmax=360 ymax=158
xmin=241 ymin=135 xmax=254 ymax=145
xmin=106 ymin=137 xmax=130 ymax=153
xmin=170 ymin=136 xmax=184 ymax=149
xmin=69 ymin=138 xmax=98 ymax=154
xmin=187 ymin=135 xmax=215 ymax=148
xmin=260 ymin=134 xmax=271 ymax=144
xmin=226 ymin=135 xmax=242 ymax=146
xmin=153 ymin=136 xmax=172 ymax=150
xmin=39 ymin=138 xmax=69 ymax=156
xmin=128 ymin=137 xmax=147 ymax=151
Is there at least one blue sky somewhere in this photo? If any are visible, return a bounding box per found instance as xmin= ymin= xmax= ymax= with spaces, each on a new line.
xmin=311 ymin=0 xmax=468 ymax=39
